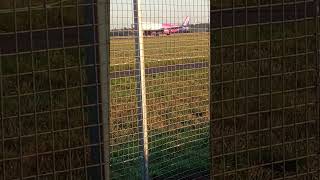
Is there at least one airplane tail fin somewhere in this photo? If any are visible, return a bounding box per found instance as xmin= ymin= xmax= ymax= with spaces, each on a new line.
xmin=182 ymin=16 xmax=190 ymax=27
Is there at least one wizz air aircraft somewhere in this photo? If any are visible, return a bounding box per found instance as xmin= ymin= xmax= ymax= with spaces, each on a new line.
xmin=141 ymin=16 xmax=190 ymax=36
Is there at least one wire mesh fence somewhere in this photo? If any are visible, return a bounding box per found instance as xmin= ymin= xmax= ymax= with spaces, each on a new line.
xmin=210 ymin=0 xmax=320 ymax=179
xmin=110 ymin=0 xmax=210 ymax=179
xmin=2 ymin=0 xmax=318 ymax=179
xmin=0 ymin=0 xmax=108 ymax=179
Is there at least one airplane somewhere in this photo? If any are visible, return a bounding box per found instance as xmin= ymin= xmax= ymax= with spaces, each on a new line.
xmin=140 ymin=16 xmax=190 ymax=36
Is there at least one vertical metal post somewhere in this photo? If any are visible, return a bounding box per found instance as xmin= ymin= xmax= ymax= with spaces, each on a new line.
xmin=209 ymin=2 xmax=213 ymax=179
xmin=83 ymin=0 xmax=108 ymax=179
xmin=315 ymin=1 xmax=320 ymax=176
xmin=97 ymin=0 xmax=110 ymax=179
xmin=133 ymin=0 xmax=149 ymax=179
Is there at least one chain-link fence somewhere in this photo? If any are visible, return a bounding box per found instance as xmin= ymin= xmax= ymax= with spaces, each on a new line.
xmin=0 ymin=0 xmax=108 ymax=179
xmin=211 ymin=0 xmax=319 ymax=179
xmin=110 ymin=0 xmax=210 ymax=179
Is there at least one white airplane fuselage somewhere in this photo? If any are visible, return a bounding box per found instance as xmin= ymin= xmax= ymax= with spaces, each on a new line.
xmin=139 ymin=16 xmax=190 ymax=36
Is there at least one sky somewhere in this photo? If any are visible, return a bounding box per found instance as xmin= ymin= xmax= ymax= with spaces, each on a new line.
xmin=110 ymin=0 xmax=209 ymax=29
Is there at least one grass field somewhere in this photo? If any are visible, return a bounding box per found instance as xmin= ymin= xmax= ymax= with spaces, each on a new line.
xmin=110 ymin=33 xmax=209 ymax=69
xmin=0 ymin=32 xmax=210 ymax=179
xmin=210 ymin=17 xmax=320 ymax=179
xmin=109 ymin=33 xmax=210 ymax=179
xmin=1 ymin=9 xmax=318 ymax=179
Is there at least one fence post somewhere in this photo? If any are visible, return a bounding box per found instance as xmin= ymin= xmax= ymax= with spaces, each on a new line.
xmin=315 ymin=1 xmax=320 ymax=170
xmin=132 ymin=0 xmax=150 ymax=179
xmin=97 ymin=0 xmax=110 ymax=179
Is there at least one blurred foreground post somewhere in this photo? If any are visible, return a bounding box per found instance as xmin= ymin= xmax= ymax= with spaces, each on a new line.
xmin=133 ymin=0 xmax=149 ymax=179
xmin=97 ymin=0 xmax=110 ymax=179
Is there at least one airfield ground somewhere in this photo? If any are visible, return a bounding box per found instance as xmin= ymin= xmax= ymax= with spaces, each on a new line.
xmin=109 ymin=32 xmax=210 ymax=179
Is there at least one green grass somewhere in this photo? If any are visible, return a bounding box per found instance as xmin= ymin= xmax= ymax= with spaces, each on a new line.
xmin=108 ymin=32 xmax=210 ymax=180
xmin=3 ymin=13 xmax=318 ymax=178
xmin=110 ymin=33 xmax=209 ymax=71
xmin=0 ymin=3 xmax=210 ymax=180
xmin=210 ymin=18 xmax=319 ymax=179
xmin=110 ymin=67 xmax=210 ymax=179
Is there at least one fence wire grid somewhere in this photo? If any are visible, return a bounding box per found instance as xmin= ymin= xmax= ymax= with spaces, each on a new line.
xmin=0 ymin=0 xmax=108 ymax=179
xmin=4 ymin=0 xmax=318 ymax=179
xmin=110 ymin=0 xmax=210 ymax=179
xmin=211 ymin=0 xmax=320 ymax=179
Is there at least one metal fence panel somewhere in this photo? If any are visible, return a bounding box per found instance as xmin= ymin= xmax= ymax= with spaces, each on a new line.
xmin=210 ymin=0 xmax=320 ymax=179
xmin=0 ymin=0 xmax=108 ymax=179
xmin=110 ymin=0 xmax=210 ymax=179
